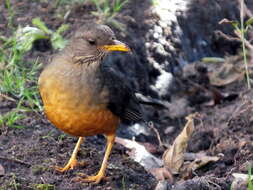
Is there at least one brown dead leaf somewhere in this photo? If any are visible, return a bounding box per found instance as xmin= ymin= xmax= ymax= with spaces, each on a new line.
xmin=188 ymin=153 xmax=220 ymax=171
xmin=207 ymin=57 xmax=245 ymax=87
xmin=162 ymin=114 xmax=195 ymax=174
xmin=181 ymin=152 xmax=220 ymax=179
xmin=149 ymin=167 xmax=173 ymax=183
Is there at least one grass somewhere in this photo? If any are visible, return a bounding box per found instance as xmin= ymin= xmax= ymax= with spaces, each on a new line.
xmin=248 ymin=166 xmax=253 ymax=190
xmin=53 ymin=0 xmax=129 ymax=25
xmin=0 ymin=33 xmax=42 ymax=128
xmin=91 ymin=0 xmax=129 ymax=16
xmin=0 ymin=4 xmax=67 ymax=129
xmin=219 ymin=0 xmax=253 ymax=89
xmin=91 ymin=0 xmax=129 ymax=28
xmin=5 ymin=0 xmax=15 ymax=30
xmin=1 ymin=0 xmax=68 ymax=129
xmin=121 ymin=176 xmax=126 ymax=190
xmin=239 ymin=0 xmax=251 ymax=89
xmin=32 ymin=17 xmax=69 ymax=50
xmin=0 ymin=109 xmax=25 ymax=129
xmin=5 ymin=173 xmax=20 ymax=190
xmin=54 ymin=0 xmax=86 ymax=7
xmin=0 ymin=172 xmax=55 ymax=190
xmin=35 ymin=184 xmax=56 ymax=190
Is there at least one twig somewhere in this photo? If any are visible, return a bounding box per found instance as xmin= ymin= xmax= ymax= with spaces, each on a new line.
xmin=146 ymin=121 xmax=164 ymax=148
xmin=0 ymin=156 xmax=31 ymax=167
xmin=234 ymin=30 xmax=253 ymax=51
xmin=207 ymin=179 xmax=222 ymax=190
xmin=215 ymin=30 xmax=253 ymax=51
xmin=215 ymin=30 xmax=241 ymax=42
xmin=0 ymin=93 xmax=16 ymax=102
xmin=237 ymin=0 xmax=253 ymax=17
xmin=40 ymin=176 xmax=47 ymax=184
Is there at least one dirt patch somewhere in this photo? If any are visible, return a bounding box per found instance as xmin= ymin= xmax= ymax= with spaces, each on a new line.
xmin=0 ymin=121 xmax=156 ymax=189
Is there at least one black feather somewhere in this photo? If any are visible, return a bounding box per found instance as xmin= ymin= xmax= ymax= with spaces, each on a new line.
xmin=100 ymin=62 xmax=143 ymax=124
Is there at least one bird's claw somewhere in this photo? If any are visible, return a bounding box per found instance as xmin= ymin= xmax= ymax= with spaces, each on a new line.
xmin=55 ymin=158 xmax=78 ymax=172
xmin=73 ymin=173 xmax=105 ymax=184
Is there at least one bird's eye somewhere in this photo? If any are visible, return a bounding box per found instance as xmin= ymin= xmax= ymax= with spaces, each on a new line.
xmin=88 ymin=39 xmax=96 ymax=45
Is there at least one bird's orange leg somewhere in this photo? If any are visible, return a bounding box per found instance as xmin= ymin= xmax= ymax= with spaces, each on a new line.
xmin=76 ymin=134 xmax=115 ymax=184
xmin=55 ymin=137 xmax=84 ymax=172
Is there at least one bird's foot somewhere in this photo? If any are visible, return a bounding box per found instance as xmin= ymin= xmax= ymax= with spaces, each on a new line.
xmin=74 ymin=172 xmax=105 ymax=184
xmin=55 ymin=157 xmax=78 ymax=172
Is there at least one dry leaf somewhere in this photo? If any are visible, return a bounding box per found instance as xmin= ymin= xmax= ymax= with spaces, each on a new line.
xmin=207 ymin=57 xmax=245 ymax=87
xmin=181 ymin=152 xmax=220 ymax=179
xmin=163 ymin=114 xmax=195 ymax=174
xmin=149 ymin=167 xmax=173 ymax=182
xmin=187 ymin=153 xmax=220 ymax=171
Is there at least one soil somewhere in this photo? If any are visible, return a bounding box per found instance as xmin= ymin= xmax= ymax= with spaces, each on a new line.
xmin=1 ymin=0 xmax=253 ymax=190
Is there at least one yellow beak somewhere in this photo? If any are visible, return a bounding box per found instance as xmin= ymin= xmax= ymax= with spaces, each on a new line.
xmin=100 ymin=40 xmax=130 ymax=52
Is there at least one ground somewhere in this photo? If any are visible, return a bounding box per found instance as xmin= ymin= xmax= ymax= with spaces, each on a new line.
xmin=0 ymin=0 xmax=253 ymax=190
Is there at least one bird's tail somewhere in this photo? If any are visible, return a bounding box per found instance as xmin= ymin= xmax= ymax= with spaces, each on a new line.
xmin=138 ymin=100 xmax=167 ymax=109
xmin=135 ymin=93 xmax=168 ymax=109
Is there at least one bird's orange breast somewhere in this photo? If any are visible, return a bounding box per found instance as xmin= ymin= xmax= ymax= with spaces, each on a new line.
xmin=39 ymin=62 xmax=120 ymax=137
xmin=44 ymin=105 xmax=120 ymax=137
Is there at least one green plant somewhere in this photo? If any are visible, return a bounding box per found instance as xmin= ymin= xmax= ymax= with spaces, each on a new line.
xmin=90 ymin=0 xmax=129 ymax=27
xmin=0 ymin=17 xmax=69 ymax=129
xmin=202 ymin=57 xmax=225 ymax=63
xmin=219 ymin=0 xmax=253 ymax=89
xmin=54 ymin=0 xmax=86 ymax=7
xmin=58 ymin=134 xmax=67 ymax=141
xmin=0 ymin=37 xmax=42 ymax=111
xmin=151 ymin=0 xmax=159 ymax=6
xmin=248 ymin=166 xmax=253 ymax=190
xmin=0 ymin=109 xmax=25 ymax=129
xmin=10 ymin=18 xmax=68 ymax=54
xmin=31 ymin=17 xmax=69 ymax=50
xmin=9 ymin=173 xmax=19 ymax=190
xmin=239 ymin=0 xmax=252 ymax=89
xmin=0 ymin=18 xmax=67 ymax=128
xmin=35 ymin=184 xmax=55 ymax=190
xmin=5 ymin=0 xmax=15 ymax=30
xmin=121 ymin=176 xmax=126 ymax=190
xmin=42 ymin=130 xmax=54 ymax=139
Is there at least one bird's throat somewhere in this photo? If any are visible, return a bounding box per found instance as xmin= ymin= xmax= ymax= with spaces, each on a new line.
xmin=73 ymin=51 xmax=106 ymax=65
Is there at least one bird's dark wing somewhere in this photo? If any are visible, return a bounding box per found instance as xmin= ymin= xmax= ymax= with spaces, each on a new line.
xmin=101 ymin=64 xmax=143 ymax=124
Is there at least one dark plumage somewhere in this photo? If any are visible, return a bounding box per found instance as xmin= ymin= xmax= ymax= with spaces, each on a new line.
xmin=101 ymin=64 xmax=143 ymax=123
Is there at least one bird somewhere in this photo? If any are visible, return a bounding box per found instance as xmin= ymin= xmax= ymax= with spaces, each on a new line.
xmin=38 ymin=24 xmax=163 ymax=184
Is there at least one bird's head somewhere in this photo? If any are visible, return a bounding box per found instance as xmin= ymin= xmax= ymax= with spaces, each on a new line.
xmin=69 ymin=24 xmax=130 ymax=64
